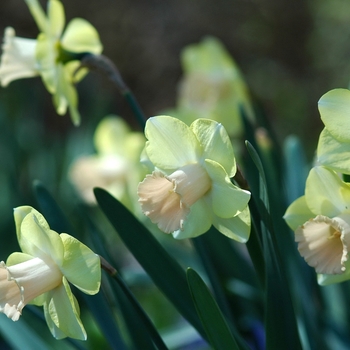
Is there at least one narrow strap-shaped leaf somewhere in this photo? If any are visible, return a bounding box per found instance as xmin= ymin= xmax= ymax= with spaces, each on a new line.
xmin=32 ymin=180 xmax=73 ymax=234
xmin=94 ymin=187 xmax=206 ymax=340
xmin=112 ymin=272 xmax=169 ymax=350
xmin=246 ymin=141 xmax=302 ymax=350
xmin=187 ymin=268 xmax=241 ymax=350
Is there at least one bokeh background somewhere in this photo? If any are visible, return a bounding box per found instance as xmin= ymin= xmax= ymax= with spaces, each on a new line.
xmin=0 ymin=1 xmax=350 ymax=348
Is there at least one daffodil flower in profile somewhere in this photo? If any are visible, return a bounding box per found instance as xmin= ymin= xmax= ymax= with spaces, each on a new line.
xmin=0 ymin=0 xmax=103 ymax=125
xmin=0 ymin=206 xmax=101 ymax=340
xmin=137 ymin=116 xmax=251 ymax=241
xmin=284 ymin=166 xmax=350 ymax=285
xmin=69 ymin=115 xmax=146 ymax=214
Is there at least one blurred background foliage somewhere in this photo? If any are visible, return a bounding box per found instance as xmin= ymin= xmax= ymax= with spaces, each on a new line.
xmin=1 ymin=0 xmax=350 ymax=348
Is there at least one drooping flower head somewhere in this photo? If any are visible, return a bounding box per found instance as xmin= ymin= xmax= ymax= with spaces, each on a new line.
xmin=69 ymin=115 xmax=146 ymax=214
xmin=164 ymin=37 xmax=254 ymax=139
xmin=0 ymin=206 xmax=101 ymax=340
xmin=317 ymin=88 xmax=350 ymax=173
xmin=138 ymin=116 xmax=251 ymax=241
xmin=284 ymin=166 xmax=350 ymax=285
xmin=0 ymin=0 xmax=103 ymax=125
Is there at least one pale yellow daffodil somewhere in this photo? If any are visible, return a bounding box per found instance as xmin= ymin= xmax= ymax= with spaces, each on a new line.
xmin=0 ymin=0 xmax=103 ymax=125
xmin=0 ymin=206 xmax=101 ymax=340
xmin=317 ymin=88 xmax=350 ymax=173
xmin=165 ymin=37 xmax=254 ymax=138
xmin=284 ymin=166 xmax=350 ymax=285
xmin=69 ymin=116 xmax=146 ymax=214
xmin=138 ymin=116 xmax=251 ymax=240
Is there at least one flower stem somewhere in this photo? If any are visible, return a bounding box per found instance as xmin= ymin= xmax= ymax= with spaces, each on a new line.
xmin=78 ymin=54 xmax=147 ymax=129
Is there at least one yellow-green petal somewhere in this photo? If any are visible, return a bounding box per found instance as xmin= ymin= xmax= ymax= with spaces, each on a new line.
xmin=283 ymin=196 xmax=314 ymax=231
xmin=15 ymin=207 xmax=64 ymax=265
xmin=94 ymin=116 xmax=131 ymax=154
xmin=318 ymin=88 xmax=350 ymax=143
xmin=45 ymin=278 xmax=86 ymax=340
xmin=317 ymin=128 xmax=350 ymax=174
xmin=172 ymin=198 xmax=212 ymax=239
xmin=24 ymin=0 xmax=48 ymax=33
xmin=305 ymin=166 xmax=350 ymax=218
xmin=35 ymin=33 xmax=57 ymax=93
xmin=47 ymin=0 xmax=65 ymax=38
xmin=53 ymin=64 xmax=80 ymax=125
xmin=6 ymin=252 xmax=33 ymax=266
xmin=145 ymin=116 xmax=201 ymax=170
xmin=61 ymin=18 xmax=103 ymax=54
xmin=60 ymin=234 xmax=101 ymax=294
xmin=205 ymin=159 xmax=250 ymax=218
xmin=212 ymin=206 xmax=251 ymax=242
xmin=191 ymin=118 xmax=236 ymax=177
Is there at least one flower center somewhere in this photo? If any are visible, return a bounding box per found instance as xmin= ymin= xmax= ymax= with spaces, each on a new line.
xmin=138 ymin=163 xmax=211 ymax=233
xmin=295 ymin=214 xmax=350 ymax=274
xmin=0 ymin=257 xmax=62 ymax=321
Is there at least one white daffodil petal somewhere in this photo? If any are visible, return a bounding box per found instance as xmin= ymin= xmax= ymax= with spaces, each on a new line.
xmin=172 ymin=198 xmax=212 ymax=239
xmin=17 ymin=211 xmax=64 ymax=265
xmin=47 ymin=0 xmax=65 ymax=38
xmin=0 ymin=28 xmax=39 ymax=87
xmin=46 ymin=278 xmax=86 ymax=340
xmin=191 ymin=118 xmax=236 ymax=177
xmin=61 ymin=18 xmax=103 ymax=54
xmin=305 ymin=166 xmax=350 ymax=217
xmin=318 ymin=88 xmax=350 ymax=143
xmin=205 ymin=159 xmax=250 ymax=218
xmin=60 ymin=234 xmax=101 ymax=295
xmin=284 ymin=196 xmax=314 ymax=231
xmin=145 ymin=116 xmax=201 ymax=170
xmin=317 ymin=128 xmax=350 ymax=174
xmin=212 ymin=206 xmax=251 ymax=242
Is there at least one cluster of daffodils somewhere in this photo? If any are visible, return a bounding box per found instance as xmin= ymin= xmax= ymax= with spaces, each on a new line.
xmin=137 ymin=115 xmax=251 ymax=241
xmin=284 ymin=88 xmax=350 ymax=285
xmin=0 ymin=0 xmax=103 ymax=125
xmin=0 ymin=206 xmax=101 ymax=340
xmin=164 ymin=37 xmax=254 ymax=139
xmin=69 ymin=115 xmax=146 ymax=214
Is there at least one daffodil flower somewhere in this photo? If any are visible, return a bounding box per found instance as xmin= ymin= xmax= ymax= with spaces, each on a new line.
xmin=69 ymin=116 xmax=146 ymax=214
xmin=0 ymin=0 xmax=103 ymax=125
xmin=0 ymin=206 xmax=101 ymax=340
xmin=317 ymin=88 xmax=350 ymax=173
xmin=164 ymin=37 xmax=254 ymax=138
xmin=284 ymin=166 xmax=350 ymax=285
xmin=137 ymin=116 xmax=251 ymax=240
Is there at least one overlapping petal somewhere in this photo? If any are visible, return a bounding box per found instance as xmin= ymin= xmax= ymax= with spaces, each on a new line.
xmin=205 ymin=159 xmax=250 ymax=218
xmin=47 ymin=0 xmax=65 ymax=38
xmin=61 ymin=18 xmax=103 ymax=54
xmin=191 ymin=118 xmax=236 ymax=177
xmin=317 ymin=128 xmax=350 ymax=174
xmin=305 ymin=166 xmax=350 ymax=218
xmin=60 ymin=234 xmax=101 ymax=294
xmin=318 ymin=88 xmax=350 ymax=143
xmin=16 ymin=211 xmax=64 ymax=265
xmin=45 ymin=278 xmax=86 ymax=340
xmin=212 ymin=206 xmax=251 ymax=242
xmin=145 ymin=116 xmax=201 ymax=170
xmin=172 ymin=198 xmax=212 ymax=239
xmin=283 ymin=196 xmax=314 ymax=231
